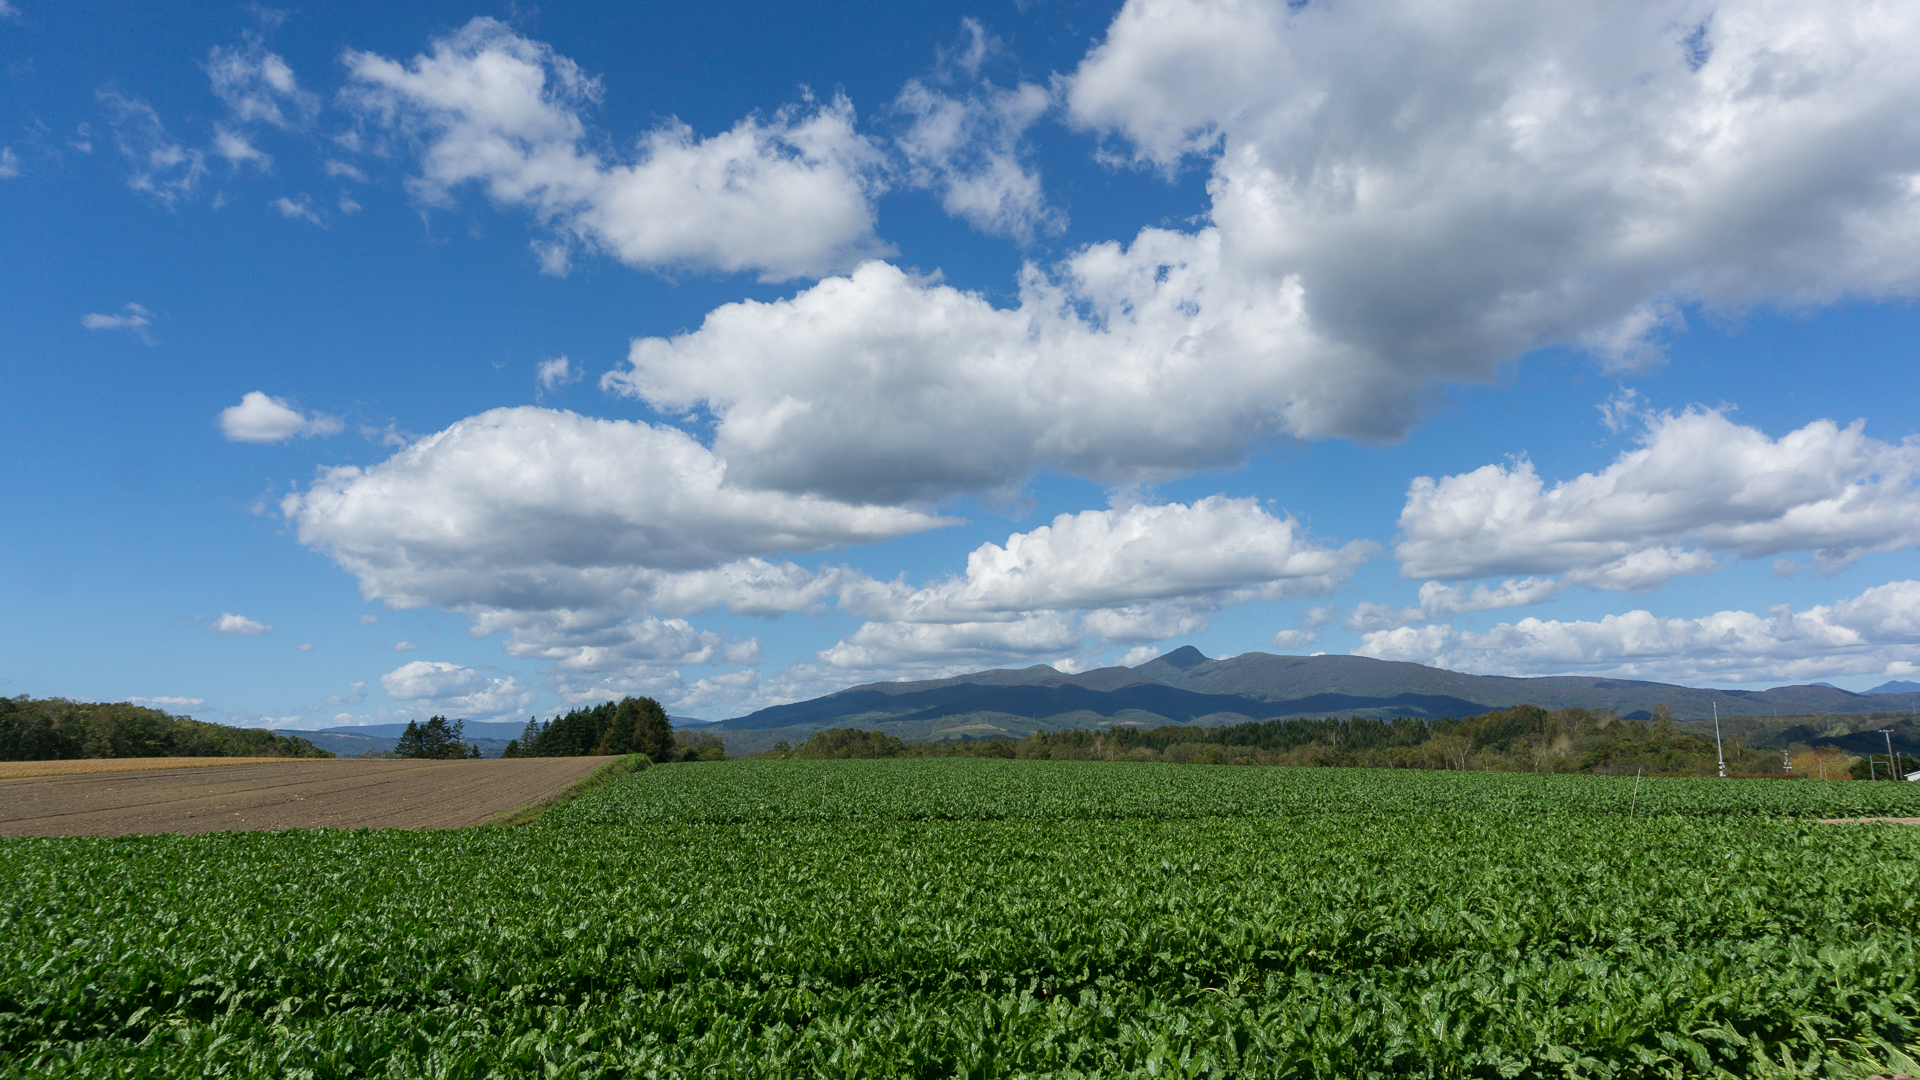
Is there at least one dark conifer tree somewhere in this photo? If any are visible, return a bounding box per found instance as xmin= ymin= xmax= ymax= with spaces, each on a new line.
xmin=394 ymin=716 xmax=478 ymax=759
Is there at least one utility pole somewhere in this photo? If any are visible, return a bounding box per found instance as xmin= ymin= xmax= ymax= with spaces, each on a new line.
xmin=1882 ymin=728 xmax=1899 ymax=781
xmin=1783 ymin=749 xmax=1792 ymax=774
xmin=1713 ymin=702 xmax=1726 ymax=778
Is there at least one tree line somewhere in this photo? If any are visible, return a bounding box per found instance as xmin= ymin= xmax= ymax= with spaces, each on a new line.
xmin=752 ymin=707 xmax=1916 ymax=778
xmin=392 ymin=716 xmax=482 ymax=759
xmin=502 ymin=697 xmax=726 ymax=762
xmin=1 ymin=697 xmax=332 ymax=761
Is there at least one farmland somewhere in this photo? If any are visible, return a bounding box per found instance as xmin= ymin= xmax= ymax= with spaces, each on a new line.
xmin=0 ymin=758 xmax=613 ymax=837
xmin=0 ymin=757 xmax=313 ymax=780
xmin=4 ymin=760 xmax=1919 ymax=1078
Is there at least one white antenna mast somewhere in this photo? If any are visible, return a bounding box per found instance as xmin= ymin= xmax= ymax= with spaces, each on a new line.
xmin=1713 ymin=702 xmax=1726 ymax=778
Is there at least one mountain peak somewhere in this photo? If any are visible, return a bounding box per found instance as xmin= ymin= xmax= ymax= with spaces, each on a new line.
xmin=1148 ymin=645 xmax=1210 ymax=671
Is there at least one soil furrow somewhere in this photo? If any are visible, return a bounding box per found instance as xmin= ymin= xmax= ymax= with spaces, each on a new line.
xmin=0 ymin=758 xmax=614 ymax=836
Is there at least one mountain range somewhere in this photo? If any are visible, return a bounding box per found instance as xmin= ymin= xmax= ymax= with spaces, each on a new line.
xmin=710 ymin=647 xmax=1920 ymax=754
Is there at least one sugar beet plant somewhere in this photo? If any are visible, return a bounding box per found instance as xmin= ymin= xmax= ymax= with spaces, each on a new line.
xmin=3 ymin=760 xmax=1918 ymax=1079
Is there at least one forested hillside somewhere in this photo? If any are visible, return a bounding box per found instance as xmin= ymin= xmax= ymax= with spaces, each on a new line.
xmin=0 ymin=697 xmax=332 ymax=760
xmin=756 ymin=706 xmax=1920 ymax=778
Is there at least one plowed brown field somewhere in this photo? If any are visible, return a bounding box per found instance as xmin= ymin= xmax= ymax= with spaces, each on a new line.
xmin=0 ymin=757 xmax=313 ymax=780
xmin=0 ymin=757 xmax=615 ymax=837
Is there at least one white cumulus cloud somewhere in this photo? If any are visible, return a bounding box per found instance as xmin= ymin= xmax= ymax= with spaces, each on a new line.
xmin=842 ymin=497 xmax=1370 ymax=621
xmin=219 ymin=391 xmax=344 ymax=443
xmin=380 ymin=660 xmax=535 ymax=718
xmin=604 ymin=241 xmax=1369 ymax=504
xmin=1069 ymin=0 xmax=1920 ymax=361
xmin=600 ymin=0 xmax=1920 ymax=507
xmin=1356 ymin=580 xmax=1920 ymax=686
xmin=283 ymin=407 xmax=951 ymax=608
xmin=535 ymin=355 xmax=580 ymax=391
xmin=503 ymin=613 xmax=760 ymax=702
xmin=819 ymin=612 xmax=1081 ymax=671
xmin=1397 ymin=410 xmax=1920 ymax=587
xmin=820 ymin=497 xmax=1371 ymax=671
xmin=212 ymin=613 xmax=271 ymax=636
xmin=282 ymin=407 xmax=952 ymax=692
xmin=340 ymin=18 xmax=888 ymax=281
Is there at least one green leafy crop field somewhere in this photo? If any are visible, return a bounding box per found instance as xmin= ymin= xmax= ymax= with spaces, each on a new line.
xmin=4 ymin=760 xmax=1918 ymax=1078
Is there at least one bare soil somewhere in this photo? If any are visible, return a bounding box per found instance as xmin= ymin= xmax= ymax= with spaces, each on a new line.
xmin=1816 ymin=816 xmax=1920 ymax=826
xmin=0 ymin=757 xmax=312 ymax=780
xmin=0 ymin=757 xmax=615 ymax=837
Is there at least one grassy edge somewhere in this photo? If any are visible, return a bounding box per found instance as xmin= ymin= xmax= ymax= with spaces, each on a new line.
xmin=482 ymin=753 xmax=651 ymax=828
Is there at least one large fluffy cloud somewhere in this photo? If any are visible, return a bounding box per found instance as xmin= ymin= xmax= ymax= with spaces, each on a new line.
xmin=283 ymin=407 xmax=950 ymax=609
xmin=819 ymin=613 xmax=1082 ymax=671
xmin=843 ymin=496 xmax=1370 ymax=620
xmin=1071 ymin=0 xmax=1920 ymax=361
xmin=341 ymin=18 xmax=887 ymax=280
xmin=1397 ymin=410 xmax=1920 ymax=586
xmin=380 ymin=660 xmax=535 ymax=719
xmin=1356 ymin=580 xmax=1920 ymax=685
xmin=289 ymin=417 xmax=1370 ymax=688
xmin=282 ymin=407 xmax=949 ymax=695
xmin=600 ymin=0 xmax=1920 ymax=504
xmin=606 ymin=242 xmax=1367 ymax=503
xmin=821 ymin=497 xmax=1371 ymax=670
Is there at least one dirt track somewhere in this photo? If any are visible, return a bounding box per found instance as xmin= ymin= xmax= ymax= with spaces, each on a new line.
xmin=0 ymin=757 xmax=615 ymax=837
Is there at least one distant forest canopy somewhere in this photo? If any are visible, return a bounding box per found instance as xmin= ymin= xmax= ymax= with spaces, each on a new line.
xmin=1 ymin=696 xmax=333 ymax=761
xmin=756 ymin=707 xmax=1920 ymax=779
xmin=503 ymin=697 xmax=725 ymax=762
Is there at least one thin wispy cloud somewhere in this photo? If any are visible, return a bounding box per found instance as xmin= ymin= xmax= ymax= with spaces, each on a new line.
xmin=81 ymin=302 xmax=155 ymax=343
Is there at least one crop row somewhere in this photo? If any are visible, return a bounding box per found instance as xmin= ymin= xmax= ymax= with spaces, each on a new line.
xmin=2 ymin=760 xmax=1918 ymax=1078
xmin=549 ymin=756 xmax=1920 ymax=826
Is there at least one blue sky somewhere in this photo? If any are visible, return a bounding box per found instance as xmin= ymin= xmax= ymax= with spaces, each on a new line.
xmin=4 ymin=0 xmax=1919 ymax=729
